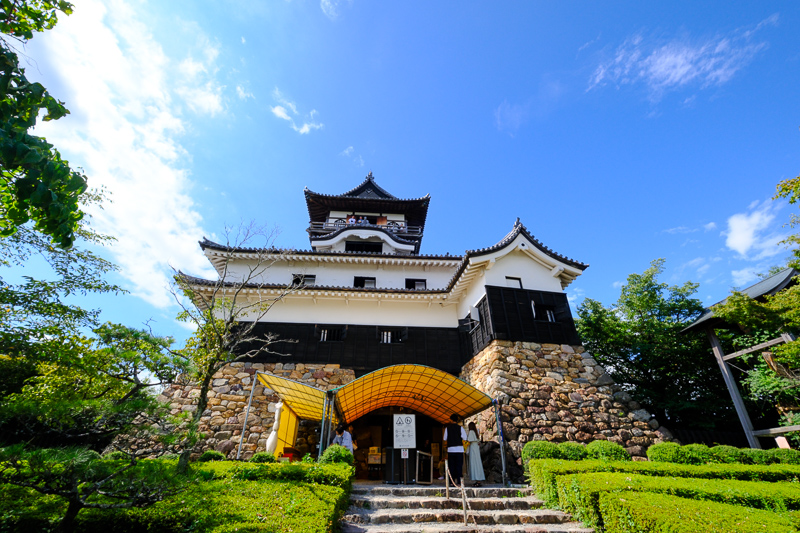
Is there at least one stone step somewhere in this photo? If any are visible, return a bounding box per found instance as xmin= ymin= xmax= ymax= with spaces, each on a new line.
xmin=341 ymin=516 xmax=593 ymax=533
xmin=343 ymin=508 xmax=576 ymax=526
xmin=350 ymin=486 xmax=533 ymax=498
xmin=349 ymin=495 xmax=544 ymax=511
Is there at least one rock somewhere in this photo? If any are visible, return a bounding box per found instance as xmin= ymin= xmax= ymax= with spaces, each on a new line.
xmin=631 ymin=409 xmax=651 ymax=423
xmin=613 ymin=391 xmax=632 ymax=403
xmin=215 ymin=440 xmax=235 ymax=455
xmin=596 ymin=373 xmax=615 ymax=386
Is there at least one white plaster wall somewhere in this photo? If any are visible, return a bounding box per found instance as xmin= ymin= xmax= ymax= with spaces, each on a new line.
xmin=482 ymin=250 xmax=564 ymax=293
xmin=222 ymin=258 xmax=458 ymax=290
xmin=243 ymin=294 xmax=459 ymax=328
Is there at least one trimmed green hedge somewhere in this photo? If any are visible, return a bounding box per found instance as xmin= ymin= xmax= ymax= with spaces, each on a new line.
xmin=0 ymin=460 xmax=354 ymax=533
xmin=528 ymin=459 xmax=800 ymax=508
xmin=647 ymin=442 xmax=800 ymax=466
xmin=586 ymin=440 xmax=630 ymax=462
xmin=231 ymin=462 xmax=354 ymax=490
xmin=557 ymin=472 xmax=800 ymax=529
xmin=600 ymin=491 xmax=798 ymax=533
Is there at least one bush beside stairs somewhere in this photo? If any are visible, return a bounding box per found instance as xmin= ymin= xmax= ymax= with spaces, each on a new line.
xmin=340 ymin=483 xmax=594 ymax=533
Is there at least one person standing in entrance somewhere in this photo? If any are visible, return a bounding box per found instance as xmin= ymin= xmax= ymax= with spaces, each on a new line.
xmin=443 ymin=414 xmax=467 ymax=486
xmin=332 ymin=424 xmax=354 ymax=453
xmin=466 ymin=421 xmax=485 ymax=487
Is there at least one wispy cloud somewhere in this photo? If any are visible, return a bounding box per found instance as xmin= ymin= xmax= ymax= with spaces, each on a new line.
xmin=236 ymin=85 xmax=254 ymax=100
xmin=320 ymin=0 xmax=352 ymax=20
xmin=269 ymin=88 xmax=323 ymax=134
xmin=731 ymin=267 xmax=759 ymax=287
xmin=494 ymin=100 xmax=529 ymax=135
xmin=588 ymin=14 xmax=777 ymax=99
xmin=704 ymin=222 xmax=717 ymax=231
xmin=339 ymin=146 xmax=364 ymax=167
xmin=663 ymin=226 xmax=697 ymax=234
xmin=174 ymin=36 xmax=224 ymax=116
xmin=30 ymin=0 xmax=216 ymax=308
xmin=725 ymin=200 xmax=786 ymax=259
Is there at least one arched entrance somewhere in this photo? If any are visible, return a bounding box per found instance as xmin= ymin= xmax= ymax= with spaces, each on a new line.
xmin=245 ymin=364 xmax=496 ymax=478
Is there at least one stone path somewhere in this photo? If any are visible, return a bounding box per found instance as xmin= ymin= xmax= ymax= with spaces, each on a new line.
xmin=340 ymin=482 xmax=593 ymax=533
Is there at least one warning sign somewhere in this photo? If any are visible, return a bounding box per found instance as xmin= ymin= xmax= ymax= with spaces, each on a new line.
xmin=393 ymin=414 xmax=416 ymax=449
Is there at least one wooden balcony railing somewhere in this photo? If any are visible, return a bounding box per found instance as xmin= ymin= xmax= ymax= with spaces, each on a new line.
xmin=308 ymin=220 xmax=422 ymax=236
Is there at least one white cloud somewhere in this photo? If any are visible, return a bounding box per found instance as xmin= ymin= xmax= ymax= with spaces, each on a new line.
xmin=29 ymin=0 xmax=216 ymax=308
xmin=494 ymin=100 xmax=529 ymax=134
xmin=663 ymin=226 xmax=696 ymax=234
xmin=236 ymin=85 xmax=254 ymax=100
xmin=320 ymin=0 xmax=352 ymax=20
xmin=725 ymin=200 xmax=786 ymax=259
xmin=174 ymin=36 xmax=224 ymax=116
xmin=704 ymin=222 xmax=717 ymax=231
xmin=612 ymin=281 xmax=624 ymax=289
xmin=269 ymin=88 xmax=323 ymax=134
xmin=241 ymin=36 xmax=246 ymax=44
xmin=588 ymin=15 xmax=777 ymax=99
xmin=731 ymin=268 xmax=759 ymax=287
xmin=339 ymin=146 xmax=364 ymax=167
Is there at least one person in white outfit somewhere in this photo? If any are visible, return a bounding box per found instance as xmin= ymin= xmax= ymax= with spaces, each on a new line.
xmin=466 ymin=421 xmax=485 ymax=487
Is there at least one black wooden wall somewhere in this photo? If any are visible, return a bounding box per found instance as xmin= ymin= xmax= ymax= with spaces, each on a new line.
xmin=241 ymin=322 xmax=472 ymax=376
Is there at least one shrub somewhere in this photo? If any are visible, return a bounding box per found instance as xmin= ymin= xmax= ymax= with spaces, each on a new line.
xmin=681 ymin=443 xmax=714 ymax=465
xmin=249 ymin=452 xmax=277 ymax=463
xmin=586 ymin=440 xmax=629 ymax=462
xmin=557 ymin=442 xmax=588 ymax=461
xmin=741 ymin=448 xmax=778 ymax=465
xmin=103 ymin=450 xmax=129 ymax=461
xmin=527 ymin=459 xmax=800 ymax=508
xmin=600 ymin=491 xmax=797 ymax=533
xmin=557 ymin=471 xmax=800 ymax=528
xmin=522 ymin=441 xmax=560 ymax=470
xmin=198 ymin=450 xmax=226 ymax=462
xmin=646 ymin=442 xmax=683 ymax=463
xmin=319 ymin=444 xmax=354 ymax=466
xmin=710 ymin=445 xmax=748 ymax=464
xmin=302 ymin=453 xmax=316 ymax=464
xmin=769 ymin=448 xmax=800 ymax=465
xmin=231 ymin=462 xmax=353 ymax=489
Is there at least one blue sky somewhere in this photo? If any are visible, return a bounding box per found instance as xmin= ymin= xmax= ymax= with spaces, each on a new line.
xmin=18 ymin=0 xmax=800 ymax=343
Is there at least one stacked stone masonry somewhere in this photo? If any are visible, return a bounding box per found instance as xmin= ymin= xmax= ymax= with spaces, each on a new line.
xmin=156 ymin=362 xmax=355 ymax=460
xmin=460 ymin=340 xmax=674 ymax=482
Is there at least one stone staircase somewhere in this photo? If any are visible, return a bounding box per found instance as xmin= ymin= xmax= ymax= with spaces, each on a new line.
xmin=340 ymin=483 xmax=594 ymax=533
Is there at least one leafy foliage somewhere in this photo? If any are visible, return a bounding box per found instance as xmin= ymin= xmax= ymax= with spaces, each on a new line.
xmin=600 ymin=490 xmax=798 ymax=533
xmin=319 ymin=443 xmax=354 ymax=466
xmin=198 ymin=450 xmax=226 ymax=462
xmin=249 ymin=451 xmax=277 ymax=463
xmin=585 ymin=440 xmax=630 ymax=462
xmin=0 ymin=446 xmax=185 ymax=532
xmin=557 ymin=442 xmax=588 ymax=461
xmin=0 ymin=1 xmax=87 ymax=247
xmin=577 ymin=259 xmax=735 ymax=430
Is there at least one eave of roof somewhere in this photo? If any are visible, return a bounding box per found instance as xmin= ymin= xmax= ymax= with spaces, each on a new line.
xmin=683 ymin=267 xmax=800 ymax=332
xmin=304 ymin=172 xmax=430 ymax=203
xmin=309 ymin=224 xmax=417 ymax=247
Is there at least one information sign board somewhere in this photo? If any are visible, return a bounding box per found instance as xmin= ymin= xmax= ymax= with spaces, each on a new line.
xmin=393 ymin=414 xmax=416 ymax=449
xmin=401 ymin=449 xmax=409 ymax=459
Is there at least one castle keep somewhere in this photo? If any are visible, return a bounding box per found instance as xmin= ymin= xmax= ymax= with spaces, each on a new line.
xmin=163 ymin=175 xmax=671 ymax=481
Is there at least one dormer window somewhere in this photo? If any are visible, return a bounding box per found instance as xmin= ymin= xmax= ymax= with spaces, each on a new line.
xmin=354 ymin=276 xmax=376 ymax=289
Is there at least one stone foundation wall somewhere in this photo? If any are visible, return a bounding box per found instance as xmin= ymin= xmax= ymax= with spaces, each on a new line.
xmin=156 ymin=361 xmax=355 ymax=460
xmin=460 ymin=340 xmax=674 ymax=482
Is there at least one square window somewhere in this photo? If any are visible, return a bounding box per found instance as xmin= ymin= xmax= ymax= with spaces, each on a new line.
xmin=354 ymin=276 xmax=377 ymax=288
xmin=317 ymin=326 xmax=346 ymax=342
xmin=379 ymin=328 xmax=407 ymax=343
xmin=506 ymin=276 xmax=522 ymax=288
xmin=405 ymin=278 xmax=427 ymax=290
xmin=292 ymin=274 xmax=316 ymax=287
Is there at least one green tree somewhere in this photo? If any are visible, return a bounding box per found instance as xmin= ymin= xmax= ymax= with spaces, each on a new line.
xmin=0 ymin=0 xmax=87 ymax=247
xmin=172 ymin=223 xmax=293 ymax=472
xmin=577 ymin=259 xmax=736 ymax=430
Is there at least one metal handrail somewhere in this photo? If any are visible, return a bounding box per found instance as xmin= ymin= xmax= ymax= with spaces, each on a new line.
xmin=308 ymin=220 xmax=422 ymax=235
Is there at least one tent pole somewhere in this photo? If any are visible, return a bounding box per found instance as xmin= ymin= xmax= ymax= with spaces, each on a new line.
xmin=493 ymin=399 xmax=509 ymax=487
xmin=318 ymin=395 xmax=329 ymax=460
xmin=236 ymin=372 xmax=259 ymax=460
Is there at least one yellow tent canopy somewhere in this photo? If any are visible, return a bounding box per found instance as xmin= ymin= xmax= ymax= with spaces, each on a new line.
xmin=257 ymin=364 xmax=492 ymax=425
